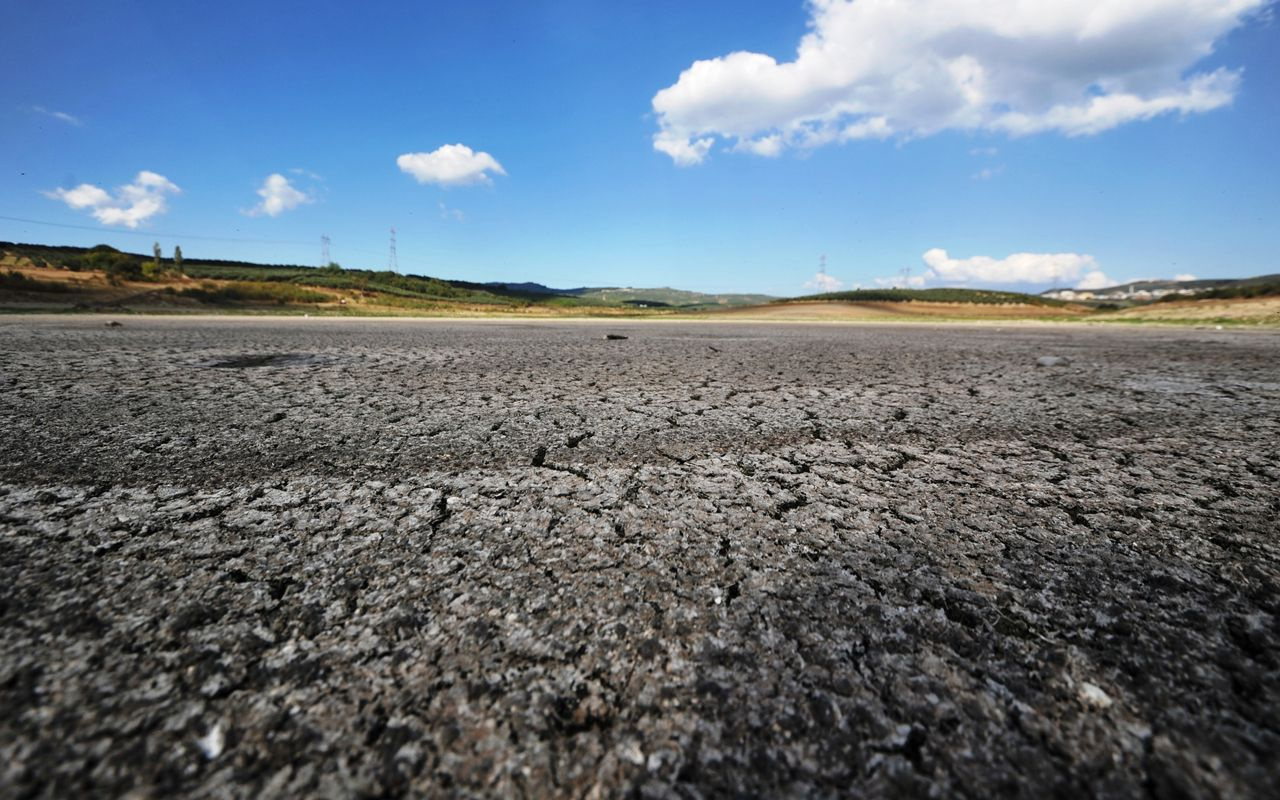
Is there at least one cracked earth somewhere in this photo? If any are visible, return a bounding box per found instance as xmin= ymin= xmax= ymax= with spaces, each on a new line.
xmin=1 ymin=316 xmax=1277 ymax=798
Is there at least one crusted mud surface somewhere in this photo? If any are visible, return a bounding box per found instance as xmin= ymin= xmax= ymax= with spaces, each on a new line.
xmin=1 ymin=316 xmax=1278 ymax=798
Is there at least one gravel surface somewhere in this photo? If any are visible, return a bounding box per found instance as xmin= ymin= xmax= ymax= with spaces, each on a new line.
xmin=1 ymin=316 xmax=1278 ymax=798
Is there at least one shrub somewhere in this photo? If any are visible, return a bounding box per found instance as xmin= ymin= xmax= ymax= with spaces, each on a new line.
xmin=0 ymin=270 xmax=73 ymax=293
xmin=180 ymin=281 xmax=332 ymax=305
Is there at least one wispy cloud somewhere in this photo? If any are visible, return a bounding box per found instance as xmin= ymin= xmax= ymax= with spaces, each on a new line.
xmin=43 ymin=170 xmax=180 ymax=228
xmin=971 ymin=165 xmax=1005 ymax=181
xmin=873 ymin=274 xmax=927 ymax=288
xmin=28 ymin=105 xmax=83 ymax=126
xmin=803 ymin=272 xmax=843 ymax=292
xmin=438 ymin=201 xmax=466 ymax=222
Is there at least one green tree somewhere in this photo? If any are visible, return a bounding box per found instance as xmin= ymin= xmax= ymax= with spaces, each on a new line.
xmin=137 ymin=241 xmax=163 ymax=280
xmin=173 ymin=245 xmax=183 ymax=275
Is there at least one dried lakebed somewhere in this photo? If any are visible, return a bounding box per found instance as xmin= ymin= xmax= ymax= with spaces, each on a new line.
xmin=1 ymin=316 xmax=1277 ymax=798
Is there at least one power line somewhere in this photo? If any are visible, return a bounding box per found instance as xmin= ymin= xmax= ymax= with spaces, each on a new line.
xmin=0 ymin=214 xmax=312 ymax=246
xmin=0 ymin=214 xmax=399 ymax=263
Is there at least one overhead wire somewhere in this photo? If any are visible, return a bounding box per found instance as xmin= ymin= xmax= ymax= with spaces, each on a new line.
xmin=0 ymin=214 xmax=388 ymax=261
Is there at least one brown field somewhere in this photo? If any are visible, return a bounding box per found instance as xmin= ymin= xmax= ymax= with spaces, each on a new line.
xmin=0 ymin=260 xmax=667 ymax=317
xmin=4 ymin=257 xmax=1278 ymax=325
xmin=1095 ymin=295 xmax=1280 ymax=324
xmin=706 ymin=299 xmax=1087 ymax=321
xmin=0 ymin=258 xmax=116 ymax=289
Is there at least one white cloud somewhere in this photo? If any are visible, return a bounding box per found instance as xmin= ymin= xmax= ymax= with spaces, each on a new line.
xmin=804 ymin=271 xmax=844 ymax=292
xmin=654 ymin=132 xmax=714 ymax=167
xmin=873 ymin=274 xmax=927 ymax=288
xmin=970 ymin=147 xmax=999 ymax=157
xmin=43 ymin=170 xmax=180 ymax=228
xmin=30 ymin=105 xmax=83 ymax=126
xmin=397 ymin=144 xmax=506 ymax=187
xmin=246 ymin=173 xmax=312 ymax=217
xmin=971 ymin=165 xmax=1005 ymax=180
xmin=922 ymin=248 xmax=1100 ymax=284
xmin=652 ymin=0 xmax=1264 ymax=164
xmin=1076 ymin=270 xmax=1115 ymax=290
xmin=1174 ymin=272 xmax=1198 ymax=282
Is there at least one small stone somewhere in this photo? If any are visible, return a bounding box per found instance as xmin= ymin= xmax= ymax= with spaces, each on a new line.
xmin=604 ymin=334 xmax=628 ymax=340
xmin=196 ymin=723 xmax=224 ymax=759
xmin=1036 ymin=356 xmax=1071 ymax=367
xmin=618 ymin=740 xmax=645 ymax=766
xmin=105 ymin=321 xmax=123 ymax=327
xmin=1078 ymin=682 xmax=1113 ymax=709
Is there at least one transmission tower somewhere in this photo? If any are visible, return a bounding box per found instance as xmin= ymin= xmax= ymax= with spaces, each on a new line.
xmin=388 ymin=227 xmax=398 ymax=272
xmin=320 ymin=234 xmax=331 ymax=267
xmin=900 ymin=265 xmax=912 ymax=287
xmin=818 ymin=253 xmax=827 ymax=275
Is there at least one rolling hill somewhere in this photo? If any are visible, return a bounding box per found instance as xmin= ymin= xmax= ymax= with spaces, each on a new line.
xmin=0 ymin=242 xmax=773 ymax=312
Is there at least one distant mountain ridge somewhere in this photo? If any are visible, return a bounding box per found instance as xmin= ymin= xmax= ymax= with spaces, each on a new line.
xmin=479 ymin=282 xmax=775 ymax=308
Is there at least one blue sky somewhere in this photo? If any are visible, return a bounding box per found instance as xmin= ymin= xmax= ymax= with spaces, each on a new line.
xmin=3 ymin=0 xmax=1277 ymax=295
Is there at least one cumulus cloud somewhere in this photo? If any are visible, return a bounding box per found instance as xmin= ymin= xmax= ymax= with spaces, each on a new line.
xmin=652 ymin=0 xmax=1264 ymax=164
xmin=922 ymin=248 xmax=1102 ymax=285
xmin=43 ymin=171 xmax=179 ymax=228
xmin=1174 ymin=272 xmax=1198 ymax=282
xmin=397 ymin=144 xmax=506 ymax=187
xmin=1075 ymin=270 xmax=1115 ymax=290
xmin=246 ymin=173 xmax=312 ymax=217
xmin=872 ymin=248 xmax=1110 ymax=287
xmin=804 ymin=271 xmax=844 ymax=292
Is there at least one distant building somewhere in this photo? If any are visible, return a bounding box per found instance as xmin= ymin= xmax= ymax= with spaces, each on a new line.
xmin=1044 ymin=284 xmax=1206 ymax=302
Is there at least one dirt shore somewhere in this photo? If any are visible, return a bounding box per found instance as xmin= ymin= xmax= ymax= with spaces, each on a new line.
xmin=2 ymin=316 xmax=1277 ymax=797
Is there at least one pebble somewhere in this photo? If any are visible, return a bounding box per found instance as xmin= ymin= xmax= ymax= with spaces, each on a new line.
xmin=1036 ymin=356 xmax=1071 ymax=367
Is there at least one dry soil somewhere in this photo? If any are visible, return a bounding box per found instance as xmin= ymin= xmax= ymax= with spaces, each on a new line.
xmin=1 ymin=316 xmax=1277 ymax=798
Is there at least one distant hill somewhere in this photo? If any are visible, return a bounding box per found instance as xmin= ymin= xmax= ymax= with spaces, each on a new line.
xmin=1043 ymin=274 xmax=1280 ymax=302
xmin=482 ymin=281 xmax=569 ymax=296
xmin=479 ymin=282 xmax=776 ymax=308
xmin=563 ymin=287 xmax=775 ymax=308
xmin=0 ymin=241 xmax=774 ymax=311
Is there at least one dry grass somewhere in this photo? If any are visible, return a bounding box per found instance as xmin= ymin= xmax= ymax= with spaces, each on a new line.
xmin=1096 ymin=296 xmax=1280 ymax=325
xmin=0 ymin=259 xmax=673 ymax=317
xmin=5 ymin=256 xmax=1276 ymax=325
xmin=704 ymin=300 xmax=1088 ymax=322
